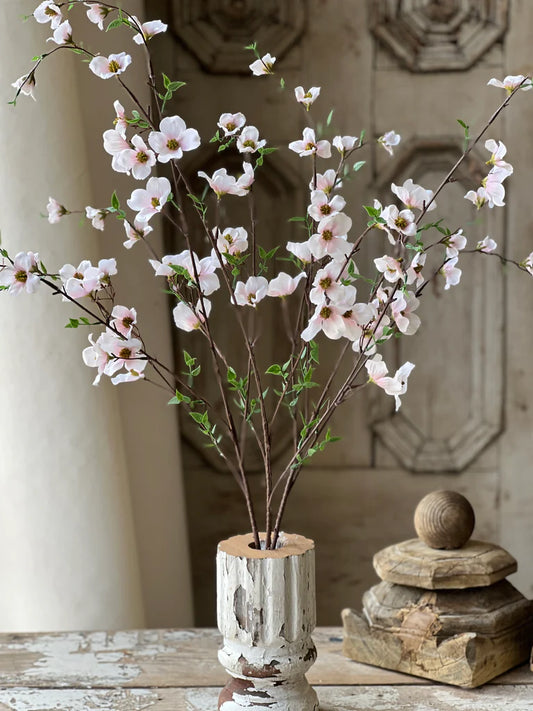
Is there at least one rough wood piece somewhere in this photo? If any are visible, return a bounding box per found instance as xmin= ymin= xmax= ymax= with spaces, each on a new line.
xmin=414 ymin=490 xmax=475 ymax=549
xmin=217 ymin=533 xmax=318 ymax=710
xmin=374 ymin=538 xmax=517 ymax=589
xmin=363 ymin=580 xmax=533 ymax=640
xmin=342 ymin=606 xmax=533 ymax=688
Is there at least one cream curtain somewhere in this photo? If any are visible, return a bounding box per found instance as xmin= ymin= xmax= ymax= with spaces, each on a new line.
xmin=0 ymin=0 xmax=193 ymax=630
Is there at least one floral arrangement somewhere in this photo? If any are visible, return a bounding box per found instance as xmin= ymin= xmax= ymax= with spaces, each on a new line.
xmin=4 ymin=1 xmax=532 ymax=552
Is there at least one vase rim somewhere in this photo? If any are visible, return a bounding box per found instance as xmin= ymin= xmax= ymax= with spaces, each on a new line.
xmin=218 ymin=531 xmax=314 ymax=559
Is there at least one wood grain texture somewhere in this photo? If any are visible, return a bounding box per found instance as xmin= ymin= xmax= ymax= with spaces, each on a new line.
xmin=374 ymin=539 xmax=517 ymax=589
xmin=1 ymin=685 xmax=533 ymax=711
xmin=0 ymin=627 xmax=530 ymax=690
xmin=342 ymin=609 xmax=533 ymax=688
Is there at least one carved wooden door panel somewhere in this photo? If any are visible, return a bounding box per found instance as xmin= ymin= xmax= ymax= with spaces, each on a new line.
xmin=149 ymin=0 xmax=533 ymax=624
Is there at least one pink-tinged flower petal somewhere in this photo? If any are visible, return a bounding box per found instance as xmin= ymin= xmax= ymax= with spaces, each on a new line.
xmin=217 ymin=112 xmax=246 ymax=136
xmin=378 ymin=130 xmax=401 ymax=156
xmin=286 ymin=240 xmax=313 ymax=263
xmin=34 ymin=1 xmax=62 ymax=28
xmin=132 ymin=18 xmax=168 ymax=44
xmin=173 ymin=299 xmax=212 ymax=332
xmin=441 ymin=257 xmax=462 ymax=290
xmin=487 ymin=75 xmax=532 ymax=92
xmin=391 ymin=179 xmax=436 ymax=212
xmin=234 ymin=276 xmax=268 ymax=306
xmin=148 ymin=116 xmax=200 ymax=162
xmin=477 ymin=236 xmax=497 ymax=253
xmin=89 ymin=53 xmax=132 ymax=80
xmin=237 ymin=126 xmax=266 ymax=154
xmin=127 ymin=176 xmax=171 ymax=222
xmin=12 ymin=74 xmax=37 ymax=100
xmin=267 ymin=271 xmax=306 ymax=297
xmin=111 ymin=370 xmax=145 ymax=385
xmin=294 ymin=86 xmax=320 ymax=109
xmin=111 ymin=305 xmax=137 ymax=338
xmin=374 ymin=255 xmax=404 ymax=283
xmin=85 ymin=3 xmax=110 ymax=30
xmin=0 ymin=251 xmax=40 ymax=295
xmin=46 ymin=19 xmax=72 ymax=45
xmin=123 ymin=218 xmax=152 ymax=249
xmin=249 ymin=53 xmax=276 ymax=76
xmin=47 ymin=196 xmax=67 ymax=224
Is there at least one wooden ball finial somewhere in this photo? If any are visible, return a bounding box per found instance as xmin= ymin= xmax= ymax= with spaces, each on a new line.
xmin=414 ymin=490 xmax=475 ymax=549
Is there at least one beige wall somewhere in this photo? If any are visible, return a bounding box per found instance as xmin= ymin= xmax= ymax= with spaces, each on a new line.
xmin=0 ymin=0 xmax=192 ymax=630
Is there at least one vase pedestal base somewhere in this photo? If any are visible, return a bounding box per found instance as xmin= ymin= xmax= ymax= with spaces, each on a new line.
xmin=219 ymin=675 xmax=318 ymax=711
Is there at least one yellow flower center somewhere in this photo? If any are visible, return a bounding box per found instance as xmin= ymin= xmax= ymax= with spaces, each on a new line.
xmin=226 ymin=122 xmax=236 ymax=132
xmin=137 ymin=151 xmax=149 ymax=163
xmin=320 ymin=306 xmax=331 ymax=319
xmin=108 ymin=60 xmax=121 ymax=73
xmin=119 ymin=347 xmax=132 ymax=359
xmin=319 ymin=276 xmax=332 ymax=289
xmin=395 ymin=216 xmax=408 ymax=229
xmin=14 ymin=270 xmax=27 ymax=283
xmin=243 ymin=140 xmax=256 ymax=149
xmin=322 ymin=229 xmax=333 ymax=241
xmin=151 ymin=197 xmax=160 ymax=208
xmin=167 ymin=138 xmax=179 ymax=151
xmin=305 ymin=142 xmax=315 ymax=151
xmin=123 ymin=317 xmax=134 ymax=328
xmin=320 ymin=204 xmax=331 ymax=215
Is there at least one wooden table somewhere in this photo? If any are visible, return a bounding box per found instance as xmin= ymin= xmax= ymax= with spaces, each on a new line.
xmin=0 ymin=627 xmax=531 ymax=710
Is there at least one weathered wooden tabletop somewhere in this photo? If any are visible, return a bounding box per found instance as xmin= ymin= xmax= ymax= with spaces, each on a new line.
xmin=0 ymin=627 xmax=531 ymax=710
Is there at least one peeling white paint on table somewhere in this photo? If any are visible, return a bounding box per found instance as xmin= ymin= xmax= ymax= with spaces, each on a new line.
xmin=0 ymin=628 xmax=530 ymax=710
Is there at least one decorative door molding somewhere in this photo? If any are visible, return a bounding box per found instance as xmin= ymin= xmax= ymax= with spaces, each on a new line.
xmin=371 ymin=138 xmax=505 ymax=472
xmin=369 ymin=0 xmax=509 ymax=72
xmin=170 ymin=0 xmax=306 ymax=74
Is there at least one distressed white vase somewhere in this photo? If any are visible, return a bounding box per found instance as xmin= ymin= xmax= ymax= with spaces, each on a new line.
xmin=217 ymin=532 xmax=319 ymax=711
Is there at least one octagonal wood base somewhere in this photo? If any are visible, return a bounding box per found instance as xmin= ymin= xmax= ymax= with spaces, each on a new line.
xmin=342 ymin=598 xmax=533 ymax=688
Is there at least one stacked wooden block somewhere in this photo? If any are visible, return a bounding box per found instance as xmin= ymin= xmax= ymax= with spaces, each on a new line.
xmin=342 ymin=491 xmax=533 ymax=687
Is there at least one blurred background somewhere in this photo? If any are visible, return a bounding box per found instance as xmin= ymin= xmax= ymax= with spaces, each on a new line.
xmin=1 ymin=0 xmax=533 ymax=631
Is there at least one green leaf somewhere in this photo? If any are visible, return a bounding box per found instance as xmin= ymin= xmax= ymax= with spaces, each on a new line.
xmin=353 ymin=160 xmax=366 ymax=172
xmin=168 ymin=390 xmax=191 ymax=405
xmin=288 ymin=216 xmax=306 ymax=222
xmin=183 ymin=350 xmax=195 ymax=368
xmin=266 ymin=364 xmax=282 ymax=375
xmin=280 ymin=77 xmax=285 ymax=89
xmin=363 ymin=205 xmax=381 ymax=218
xmin=326 ymin=108 xmax=334 ymax=126
xmin=189 ymin=411 xmax=205 ymax=424
xmin=106 ymin=18 xmax=125 ymax=30
xmin=65 ymin=318 xmax=79 ymax=329
xmin=111 ymin=191 xmax=120 ymax=210
xmin=190 ymin=365 xmax=201 ymax=377
xmin=259 ymin=146 xmax=278 ymax=156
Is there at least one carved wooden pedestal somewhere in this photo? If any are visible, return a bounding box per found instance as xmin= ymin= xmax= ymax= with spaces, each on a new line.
xmin=217 ymin=533 xmax=318 ymax=711
xmin=342 ymin=491 xmax=533 ymax=687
